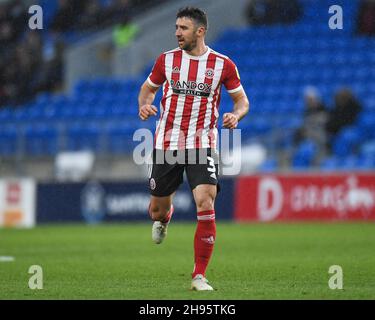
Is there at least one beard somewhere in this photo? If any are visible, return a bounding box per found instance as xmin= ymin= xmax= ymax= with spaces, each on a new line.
xmin=180 ymin=38 xmax=197 ymax=52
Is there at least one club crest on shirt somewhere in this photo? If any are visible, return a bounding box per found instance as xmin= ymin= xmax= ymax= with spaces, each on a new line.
xmin=172 ymin=66 xmax=180 ymax=73
xmin=205 ymin=68 xmax=215 ymax=79
xmin=150 ymin=178 xmax=156 ymax=190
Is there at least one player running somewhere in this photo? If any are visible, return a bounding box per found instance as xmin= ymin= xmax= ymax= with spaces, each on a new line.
xmin=138 ymin=7 xmax=249 ymax=291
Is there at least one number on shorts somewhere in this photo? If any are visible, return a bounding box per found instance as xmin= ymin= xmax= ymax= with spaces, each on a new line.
xmin=207 ymin=156 xmax=216 ymax=173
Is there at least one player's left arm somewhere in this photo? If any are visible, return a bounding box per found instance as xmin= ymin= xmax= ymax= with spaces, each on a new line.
xmin=223 ymin=88 xmax=250 ymax=129
xmin=222 ymin=58 xmax=250 ymax=129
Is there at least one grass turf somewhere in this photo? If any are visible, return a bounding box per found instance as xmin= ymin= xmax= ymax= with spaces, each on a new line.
xmin=0 ymin=222 xmax=374 ymax=299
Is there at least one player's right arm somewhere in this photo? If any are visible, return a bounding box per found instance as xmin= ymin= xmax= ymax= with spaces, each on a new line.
xmin=138 ymin=53 xmax=166 ymax=121
xmin=138 ymin=81 xmax=158 ymax=121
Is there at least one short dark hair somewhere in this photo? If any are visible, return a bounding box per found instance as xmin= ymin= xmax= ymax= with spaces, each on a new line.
xmin=176 ymin=7 xmax=208 ymax=30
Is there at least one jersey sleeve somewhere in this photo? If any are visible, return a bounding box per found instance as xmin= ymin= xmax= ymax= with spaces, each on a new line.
xmin=222 ymin=58 xmax=242 ymax=94
xmin=147 ymin=54 xmax=166 ymax=88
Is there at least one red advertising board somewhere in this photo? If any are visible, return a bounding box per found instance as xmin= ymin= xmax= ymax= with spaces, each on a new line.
xmin=234 ymin=173 xmax=375 ymax=221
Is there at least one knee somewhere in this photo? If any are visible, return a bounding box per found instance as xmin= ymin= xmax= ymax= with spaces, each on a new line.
xmin=196 ymin=197 xmax=215 ymax=212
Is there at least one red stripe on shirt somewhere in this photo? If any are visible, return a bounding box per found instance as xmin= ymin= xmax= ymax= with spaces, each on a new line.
xmin=163 ymin=50 xmax=183 ymax=149
xmin=177 ymin=59 xmax=199 ymax=149
xmin=195 ymin=53 xmax=217 ymax=148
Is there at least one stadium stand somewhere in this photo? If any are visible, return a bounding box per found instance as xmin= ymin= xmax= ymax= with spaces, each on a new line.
xmin=0 ymin=0 xmax=374 ymax=174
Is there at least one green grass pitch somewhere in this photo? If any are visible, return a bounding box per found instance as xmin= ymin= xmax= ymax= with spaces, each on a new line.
xmin=1 ymin=222 xmax=375 ymax=299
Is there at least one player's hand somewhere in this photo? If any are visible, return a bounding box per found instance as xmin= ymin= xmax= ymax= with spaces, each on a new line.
xmin=222 ymin=113 xmax=239 ymax=129
xmin=139 ymin=104 xmax=158 ymax=121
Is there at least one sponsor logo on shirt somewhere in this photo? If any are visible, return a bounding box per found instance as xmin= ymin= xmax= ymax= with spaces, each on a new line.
xmin=170 ymin=79 xmax=212 ymax=97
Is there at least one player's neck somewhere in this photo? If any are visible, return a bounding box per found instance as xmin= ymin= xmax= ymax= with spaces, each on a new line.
xmin=185 ymin=42 xmax=208 ymax=57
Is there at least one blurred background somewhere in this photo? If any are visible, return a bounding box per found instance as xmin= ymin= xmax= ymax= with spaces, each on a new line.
xmin=0 ymin=0 xmax=374 ymax=226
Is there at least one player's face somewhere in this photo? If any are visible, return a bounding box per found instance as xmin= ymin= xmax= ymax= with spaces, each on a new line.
xmin=175 ymin=17 xmax=199 ymax=51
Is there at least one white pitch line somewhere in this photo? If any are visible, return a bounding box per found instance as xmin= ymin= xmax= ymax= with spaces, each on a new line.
xmin=0 ymin=256 xmax=15 ymax=262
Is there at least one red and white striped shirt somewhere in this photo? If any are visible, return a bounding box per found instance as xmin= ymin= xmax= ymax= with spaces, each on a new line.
xmin=147 ymin=46 xmax=242 ymax=150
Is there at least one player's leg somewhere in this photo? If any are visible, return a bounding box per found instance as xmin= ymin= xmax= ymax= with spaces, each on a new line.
xmin=190 ymin=184 xmax=217 ymax=290
xmin=148 ymin=149 xmax=184 ymax=244
xmin=186 ymin=148 xmax=219 ymax=290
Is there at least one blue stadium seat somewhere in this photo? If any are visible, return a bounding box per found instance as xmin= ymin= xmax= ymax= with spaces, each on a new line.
xmin=356 ymin=155 xmax=375 ymax=169
xmin=42 ymin=107 xmax=58 ymax=120
xmin=357 ymin=114 xmax=375 ymax=140
xmin=0 ymin=108 xmax=12 ymax=122
xmin=107 ymin=126 xmax=137 ymax=154
xmin=54 ymin=104 xmax=77 ymax=120
xmin=360 ymin=141 xmax=375 ymax=161
xmin=338 ymin=156 xmax=361 ymax=170
xmin=292 ymin=140 xmax=318 ymax=168
xmin=12 ymin=109 xmax=30 ymax=122
xmin=332 ymin=126 xmax=362 ymax=157
xmin=258 ymin=158 xmax=278 ymax=172
xmin=74 ymin=80 xmax=91 ymax=96
xmin=75 ymin=104 xmax=91 ymax=119
xmin=27 ymin=107 xmax=44 ymax=121
xmin=0 ymin=127 xmax=18 ymax=156
xmin=66 ymin=123 xmax=101 ymax=152
xmin=320 ymin=156 xmax=341 ymax=171
xmin=24 ymin=125 xmax=59 ymax=156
